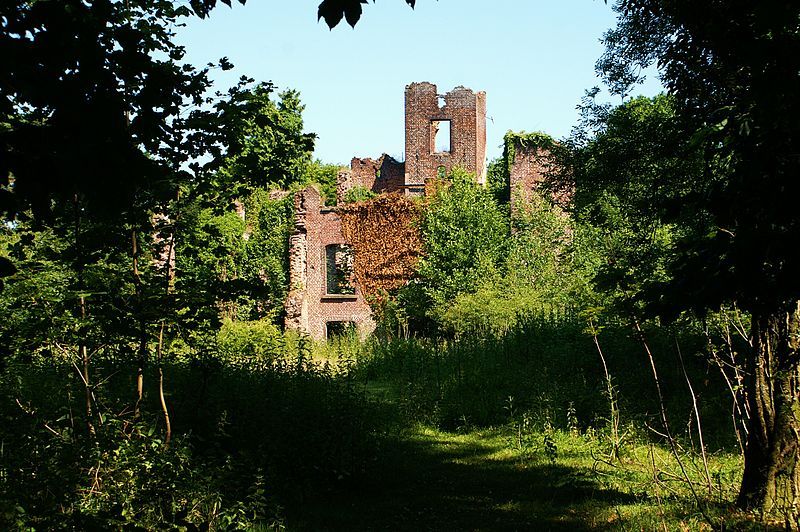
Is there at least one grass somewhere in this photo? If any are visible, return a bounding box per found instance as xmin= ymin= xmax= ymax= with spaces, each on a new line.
xmin=1 ymin=317 xmax=776 ymax=530
xmin=287 ymin=322 xmax=770 ymax=531
xmin=286 ymin=423 xmax=750 ymax=531
xmin=348 ymin=319 xmax=736 ymax=449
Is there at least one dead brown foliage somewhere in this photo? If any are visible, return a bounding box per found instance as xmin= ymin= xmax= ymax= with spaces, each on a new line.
xmin=338 ymin=194 xmax=422 ymax=301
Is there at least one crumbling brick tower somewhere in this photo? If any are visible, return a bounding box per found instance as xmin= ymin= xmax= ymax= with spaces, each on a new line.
xmin=286 ymin=82 xmax=488 ymax=340
xmin=404 ymin=82 xmax=487 ymax=188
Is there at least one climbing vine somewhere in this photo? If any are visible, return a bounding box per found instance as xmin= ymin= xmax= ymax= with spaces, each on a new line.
xmin=338 ymin=194 xmax=422 ymax=301
xmin=502 ymin=131 xmax=557 ymax=180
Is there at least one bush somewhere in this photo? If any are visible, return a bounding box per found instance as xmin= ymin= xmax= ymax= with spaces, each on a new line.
xmin=342 ymin=185 xmax=377 ymax=204
xmin=439 ymin=281 xmax=542 ymax=338
xmin=216 ymin=318 xmax=284 ymax=361
xmin=412 ymin=169 xmax=507 ymax=327
xmin=0 ymin=331 xmax=380 ymax=530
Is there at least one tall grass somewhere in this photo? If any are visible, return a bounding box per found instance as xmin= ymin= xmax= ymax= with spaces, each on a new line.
xmin=1 ymin=313 xmax=748 ymax=529
xmin=0 ymin=335 xmax=380 ymax=529
xmin=355 ymin=312 xmax=735 ymax=450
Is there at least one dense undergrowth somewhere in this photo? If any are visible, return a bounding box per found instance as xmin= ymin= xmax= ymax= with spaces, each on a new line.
xmin=0 ymin=338 xmax=382 ymax=529
xmin=356 ymin=316 xmax=732 ymax=440
xmin=1 ymin=313 xmax=762 ymax=530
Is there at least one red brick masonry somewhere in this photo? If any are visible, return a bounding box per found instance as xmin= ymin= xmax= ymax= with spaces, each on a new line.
xmin=286 ymin=83 xmax=543 ymax=340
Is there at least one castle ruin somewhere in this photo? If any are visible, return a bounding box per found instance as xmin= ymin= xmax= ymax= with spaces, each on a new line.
xmin=285 ymin=82 xmax=550 ymax=340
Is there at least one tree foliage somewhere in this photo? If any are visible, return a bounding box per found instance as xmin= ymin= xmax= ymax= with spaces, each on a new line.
xmin=598 ymin=0 xmax=800 ymax=513
xmin=205 ymin=83 xmax=316 ymax=199
xmin=567 ymin=93 xmax=702 ymax=316
xmin=176 ymin=188 xmax=295 ymax=329
xmin=304 ymin=160 xmax=342 ymax=205
xmin=411 ymin=170 xmax=506 ymax=325
xmin=317 ymin=0 xmax=417 ymax=28
xmin=186 ymin=0 xmax=418 ymax=29
xmin=0 ymin=0 xmax=219 ymax=221
xmin=599 ymin=1 xmax=800 ymax=317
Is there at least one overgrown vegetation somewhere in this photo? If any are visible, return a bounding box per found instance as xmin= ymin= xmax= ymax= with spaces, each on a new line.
xmin=338 ymin=193 xmax=421 ymax=301
xmin=0 ymin=337 xmax=378 ymax=529
xmin=2 ymin=0 xmax=798 ymax=529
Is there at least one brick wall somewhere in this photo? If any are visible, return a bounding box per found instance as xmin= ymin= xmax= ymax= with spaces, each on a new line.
xmin=338 ymin=155 xmax=406 ymax=203
xmin=404 ymin=82 xmax=487 ymax=187
xmin=508 ymin=141 xmax=571 ymax=212
xmin=285 ymin=186 xmax=375 ymax=340
xmin=287 ymin=82 xmax=493 ymax=340
xmin=509 ymin=143 xmax=549 ymax=209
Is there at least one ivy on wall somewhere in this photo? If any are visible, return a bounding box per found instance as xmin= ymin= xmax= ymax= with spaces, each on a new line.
xmin=502 ymin=131 xmax=557 ymax=171
xmin=338 ymin=194 xmax=421 ymax=301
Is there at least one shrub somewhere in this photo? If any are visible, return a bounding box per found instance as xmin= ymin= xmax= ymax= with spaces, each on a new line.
xmin=413 ymin=169 xmax=507 ymax=326
xmin=342 ymin=185 xmax=377 ymax=204
xmin=216 ymin=318 xmax=284 ymax=362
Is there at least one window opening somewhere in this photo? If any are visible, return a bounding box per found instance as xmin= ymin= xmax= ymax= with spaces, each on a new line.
xmin=325 ymin=244 xmax=355 ymax=295
xmin=431 ymin=120 xmax=451 ymax=154
xmin=326 ymin=321 xmax=356 ymax=340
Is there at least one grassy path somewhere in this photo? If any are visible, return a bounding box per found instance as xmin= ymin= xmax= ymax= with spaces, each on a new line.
xmin=277 ymin=358 xmax=740 ymax=531
xmin=283 ymin=424 xmax=717 ymax=531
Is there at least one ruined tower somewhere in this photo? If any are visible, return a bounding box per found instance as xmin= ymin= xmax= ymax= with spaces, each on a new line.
xmin=404 ymin=82 xmax=487 ymax=188
xmin=286 ymin=82 xmax=488 ymax=340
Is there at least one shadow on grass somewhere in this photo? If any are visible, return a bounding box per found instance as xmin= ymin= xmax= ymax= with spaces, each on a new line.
xmin=283 ymin=428 xmax=638 ymax=531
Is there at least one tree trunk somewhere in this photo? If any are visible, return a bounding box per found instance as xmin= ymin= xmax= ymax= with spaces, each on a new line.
xmin=132 ymin=229 xmax=146 ymax=419
xmin=737 ymin=301 xmax=800 ymax=519
xmin=73 ymin=193 xmax=95 ymax=437
xmin=80 ymin=297 xmax=95 ymax=437
xmin=155 ymin=209 xmax=176 ymax=448
xmin=157 ymin=320 xmax=171 ymax=447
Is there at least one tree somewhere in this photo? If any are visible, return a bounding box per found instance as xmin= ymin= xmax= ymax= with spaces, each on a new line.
xmin=175 ymin=188 xmax=295 ymax=332
xmin=598 ymin=1 xmax=800 ymax=513
xmin=0 ymin=0 xmax=239 ymax=432
xmin=412 ymin=169 xmax=506 ymax=327
xmin=0 ymin=1 xmax=221 ymax=221
xmin=204 ymin=82 xmax=316 ymax=199
xmin=303 ymin=160 xmax=341 ymax=205
xmin=568 ymin=94 xmax=702 ymax=316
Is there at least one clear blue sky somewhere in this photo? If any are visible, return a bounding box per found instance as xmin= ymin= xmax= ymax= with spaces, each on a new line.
xmin=175 ymin=0 xmax=662 ymax=165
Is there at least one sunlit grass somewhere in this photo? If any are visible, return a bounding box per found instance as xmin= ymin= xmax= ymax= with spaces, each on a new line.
xmin=381 ymin=423 xmax=749 ymax=531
